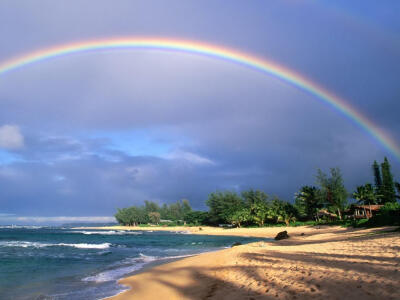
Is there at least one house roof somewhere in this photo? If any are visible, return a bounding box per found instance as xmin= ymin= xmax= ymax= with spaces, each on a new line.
xmin=317 ymin=209 xmax=337 ymax=218
xmin=351 ymin=204 xmax=383 ymax=211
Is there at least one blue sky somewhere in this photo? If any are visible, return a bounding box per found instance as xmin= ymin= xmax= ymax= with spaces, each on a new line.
xmin=0 ymin=1 xmax=399 ymax=224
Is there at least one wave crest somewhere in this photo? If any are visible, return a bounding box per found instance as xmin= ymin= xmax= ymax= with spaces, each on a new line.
xmin=69 ymin=230 xmax=142 ymax=235
xmin=0 ymin=241 xmax=111 ymax=249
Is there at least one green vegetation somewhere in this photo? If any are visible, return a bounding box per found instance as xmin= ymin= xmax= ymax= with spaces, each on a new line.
xmin=206 ymin=191 xmax=244 ymax=225
xmin=352 ymin=183 xmax=379 ymax=205
xmin=381 ymin=157 xmax=396 ymax=203
xmin=115 ymin=157 xmax=399 ymax=228
xmin=372 ymin=160 xmax=383 ymax=195
xmin=294 ymin=186 xmax=322 ymax=221
xmin=396 ymin=182 xmax=400 ymax=200
xmin=206 ymin=190 xmax=298 ymax=227
xmin=316 ymin=168 xmax=348 ymax=220
xmin=350 ymin=158 xmax=399 ymax=207
xmin=115 ymin=199 xmax=193 ymax=226
xmin=352 ymin=202 xmax=400 ymax=228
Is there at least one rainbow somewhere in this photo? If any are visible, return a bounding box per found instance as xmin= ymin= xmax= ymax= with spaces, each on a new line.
xmin=0 ymin=37 xmax=398 ymax=160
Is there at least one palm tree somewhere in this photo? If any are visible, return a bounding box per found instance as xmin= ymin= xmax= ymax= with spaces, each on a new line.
xmin=352 ymin=183 xmax=379 ymax=218
xmin=266 ymin=198 xmax=283 ymax=224
xmin=252 ymin=201 xmax=269 ymax=226
xmin=267 ymin=198 xmax=296 ymax=225
xmin=353 ymin=184 xmax=378 ymax=205
xmin=281 ymin=202 xmax=297 ymax=226
xmin=294 ymin=186 xmax=322 ymax=221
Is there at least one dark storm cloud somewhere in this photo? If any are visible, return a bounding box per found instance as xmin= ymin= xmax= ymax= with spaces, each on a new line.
xmin=0 ymin=133 xmax=219 ymax=215
xmin=0 ymin=1 xmax=399 ymax=222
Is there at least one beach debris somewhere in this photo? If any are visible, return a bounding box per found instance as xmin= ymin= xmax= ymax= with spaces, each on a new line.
xmin=274 ymin=230 xmax=289 ymax=240
xmin=231 ymin=242 xmax=242 ymax=247
xmin=300 ymin=233 xmax=305 ymax=236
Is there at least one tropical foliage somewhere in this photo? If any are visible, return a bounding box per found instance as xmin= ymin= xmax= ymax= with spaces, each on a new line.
xmin=352 ymin=157 xmax=398 ymax=205
xmin=352 ymin=183 xmax=379 ymax=205
xmin=396 ymin=182 xmax=400 ymax=200
xmin=359 ymin=202 xmax=400 ymax=227
xmin=294 ymin=186 xmax=322 ymax=220
xmin=115 ymin=199 xmax=192 ymax=226
xmin=206 ymin=190 xmax=298 ymax=226
xmin=380 ymin=157 xmax=396 ymax=203
xmin=315 ymin=168 xmax=348 ymax=220
xmin=114 ymin=157 xmax=398 ymax=228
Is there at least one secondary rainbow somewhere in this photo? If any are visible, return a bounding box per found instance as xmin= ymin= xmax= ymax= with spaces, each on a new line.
xmin=0 ymin=37 xmax=398 ymax=160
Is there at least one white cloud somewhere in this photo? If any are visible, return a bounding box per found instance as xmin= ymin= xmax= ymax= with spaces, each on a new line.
xmin=53 ymin=175 xmax=66 ymax=182
xmin=165 ymin=150 xmax=215 ymax=165
xmin=0 ymin=125 xmax=24 ymax=150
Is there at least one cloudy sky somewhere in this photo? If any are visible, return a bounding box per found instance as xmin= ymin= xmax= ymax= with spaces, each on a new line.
xmin=0 ymin=1 xmax=399 ymax=224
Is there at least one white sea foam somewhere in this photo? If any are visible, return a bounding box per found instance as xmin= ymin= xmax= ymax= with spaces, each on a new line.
xmin=0 ymin=241 xmax=51 ymax=248
xmin=59 ymin=243 xmax=111 ymax=249
xmin=176 ymin=230 xmax=191 ymax=234
xmin=69 ymin=230 xmax=142 ymax=235
xmin=82 ymin=255 xmax=157 ymax=282
xmin=0 ymin=225 xmax=44 ymax=229
xmin=82 ymin=253 xmax=195 ymax=283
xmin=0 ymin=241 xmax=111 ymax=249
xmin=158 ymin=253 xmax=196 ymax=260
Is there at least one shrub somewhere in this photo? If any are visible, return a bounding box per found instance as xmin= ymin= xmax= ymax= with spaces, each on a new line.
xmin=356 ymin=202 xmax=400 ymax=227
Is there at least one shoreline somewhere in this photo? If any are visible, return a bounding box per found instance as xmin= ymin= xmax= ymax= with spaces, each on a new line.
xmin=103 ymin=247 xmax=242 ymax=300
xmin=101 ymin=253 xmax=200 ymax=300
xmin=73 ymin=224 xmax=324 ymax=238
xmin=99 ymin=225 xmax=400 ymax=300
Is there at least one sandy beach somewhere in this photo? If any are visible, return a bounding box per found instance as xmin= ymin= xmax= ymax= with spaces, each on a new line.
xmin=98 ymin=225 xmax=400 ymax=300
xmin=79 ymin=225 xmax=346 ymax=238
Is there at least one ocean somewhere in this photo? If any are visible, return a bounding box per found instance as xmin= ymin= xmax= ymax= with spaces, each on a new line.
xmin=0 ymin=226 xmax=262 ymax=300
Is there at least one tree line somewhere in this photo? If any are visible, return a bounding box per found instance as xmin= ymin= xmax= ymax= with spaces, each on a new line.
xmin=115 ymin=157 xmax=400 ymax=227
xmin=352 ymin=158 xmax=399 ymax=205
xmin=295 ymin=157 xmax=399 ymax=222
xmin=115 ymin=199 xmax=192 ymax=226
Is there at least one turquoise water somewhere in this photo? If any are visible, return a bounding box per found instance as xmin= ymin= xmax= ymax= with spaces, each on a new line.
xmin=0 ymin=227 xmax=262 ymax=299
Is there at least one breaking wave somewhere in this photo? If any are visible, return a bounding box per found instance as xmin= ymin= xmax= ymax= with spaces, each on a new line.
xmin=69 ymin=230 xmax=142 ymax=235
xmin=0 ymin=225 xmax=45 ymax=229
xmin=0 ymin=241 xmax=111 ymax=249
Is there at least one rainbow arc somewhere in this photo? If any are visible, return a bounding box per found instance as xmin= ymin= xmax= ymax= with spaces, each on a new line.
xmin=0 ymin=38 xmax=398 ymax=160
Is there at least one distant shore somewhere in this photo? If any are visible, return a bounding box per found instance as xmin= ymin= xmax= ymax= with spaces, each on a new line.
xmin=74 ymin=225 xmax=315 ymax=238
xmin=87 ymin=225 xmax=400 ymax=300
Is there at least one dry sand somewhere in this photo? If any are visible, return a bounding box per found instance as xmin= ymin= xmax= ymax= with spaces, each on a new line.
xmin=99 ymin=225 xmax=400 ymax=300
